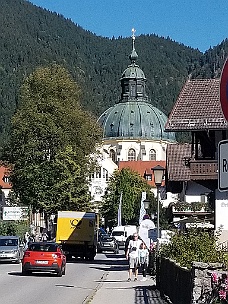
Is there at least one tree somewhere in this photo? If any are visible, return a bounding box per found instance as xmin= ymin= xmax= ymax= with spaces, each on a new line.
xmin=101 ymin=168 xmax=154 ymax=228
xmin=3 ymin=64 xmax=102 ymax=214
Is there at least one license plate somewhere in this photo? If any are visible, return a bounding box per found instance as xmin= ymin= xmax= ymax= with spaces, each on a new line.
xmin=103 ymin=244 xmax=110 ymax=246
xmin=36 ymin=260 xmax=48 ymax=264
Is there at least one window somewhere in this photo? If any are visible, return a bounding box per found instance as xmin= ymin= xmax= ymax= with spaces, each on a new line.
xmin=103 ymin=168 xmax=108 ymax=181
xmin=145 ymin=175 xmax=152 ymax=181
xmin=110 ymin=149 xmax=116 ymax=163
xmin=3 ymin=176 xmax=9 ymax=183
xmin=128 ymin=148 xmax=136 ymax=161
xmin=149 ymin=149 xmax=156 ymax=161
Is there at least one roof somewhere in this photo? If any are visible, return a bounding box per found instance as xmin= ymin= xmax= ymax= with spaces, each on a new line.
xmin=0 ymin=166 xmax=11 ymax=189
xmin=118 ymin=160 xmax=166 ymax=187
xmin=166 ymin=143 xmax=191 ymax=181
xmin=165 ymin=79 xmax=228 ymax=131
xmin=121 ymin=63 xmax=145 ymax=80
xmin=98 ymin=102 xmax=176 ymax=141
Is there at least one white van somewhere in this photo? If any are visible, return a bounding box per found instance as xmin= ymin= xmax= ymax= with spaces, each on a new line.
xmin=111 ymin=225 xmax=137 ymax=246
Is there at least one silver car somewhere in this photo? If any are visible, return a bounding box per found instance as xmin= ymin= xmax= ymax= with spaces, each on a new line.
xmin=0 ymin=236 xmax=24 ymax=263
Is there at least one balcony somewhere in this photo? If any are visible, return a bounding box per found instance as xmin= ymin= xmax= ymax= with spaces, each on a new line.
xmin=172 ymin=201 xmax=213 ymax=215
xmin=189 ymin=160 xmax=218 ymax=180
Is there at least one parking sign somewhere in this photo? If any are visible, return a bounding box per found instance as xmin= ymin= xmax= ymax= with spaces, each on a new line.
xmin=218 ymin=140 xmax=228 ymax=191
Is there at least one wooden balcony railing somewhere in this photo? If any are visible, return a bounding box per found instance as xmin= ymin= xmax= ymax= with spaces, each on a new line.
xmin=172 ymin=202 xmax=213 ymax=215
xmin=189 ymin=160 xmax=218 ymax=180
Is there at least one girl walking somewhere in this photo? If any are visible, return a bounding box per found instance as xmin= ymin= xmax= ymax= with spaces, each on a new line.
xmin=138 ymin=242 xmax=149 ymax=281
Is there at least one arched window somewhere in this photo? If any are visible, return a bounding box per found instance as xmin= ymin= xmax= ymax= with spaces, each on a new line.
xmin=149 ymin=149 xmax=156 ymax=161
xmin=103 ymin=168 xmax=108 ymax=181
xmin=110 ymin=149 xmax=116 ymax=163
xmin=128 ymin=148 xmax=136 ymax=161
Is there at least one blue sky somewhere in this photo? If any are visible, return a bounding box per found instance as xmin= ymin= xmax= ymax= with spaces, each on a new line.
xmin=29 ymin=0 xmax=228 ymax=53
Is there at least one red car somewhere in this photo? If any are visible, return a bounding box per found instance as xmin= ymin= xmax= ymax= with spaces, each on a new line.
xmin=22 ymin=242 xmax=66 ymax=277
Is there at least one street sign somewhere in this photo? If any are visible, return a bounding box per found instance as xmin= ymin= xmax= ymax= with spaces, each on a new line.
xmin=220 ymin=59 xmax=228 ymax=121
xmin=2 ymin=207 xmax=28 ymax=221
xmin=218 ymin=139 xmax=228 ymax=191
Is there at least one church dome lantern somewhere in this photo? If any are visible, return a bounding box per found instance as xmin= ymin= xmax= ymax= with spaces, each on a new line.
xmin=98 ymin=29 xmax=176 ymax=142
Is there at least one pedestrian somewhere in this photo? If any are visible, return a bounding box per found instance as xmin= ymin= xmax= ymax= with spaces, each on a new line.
xmin=138 ymin=242 xmax=149 ymax=281
xmin=24 ymin=231 xmax=30 ymax=248
xmin=125 ymin=233 xmax=142 ymax=281
xmin=41 ymin=230 xmax=48 ymax=242
xmin=125 ymin=234 xmax=142 ymax=255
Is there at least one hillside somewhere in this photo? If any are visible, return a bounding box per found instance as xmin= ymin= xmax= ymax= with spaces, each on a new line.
xmin=0 ymin=0 xmax=227 ymax=146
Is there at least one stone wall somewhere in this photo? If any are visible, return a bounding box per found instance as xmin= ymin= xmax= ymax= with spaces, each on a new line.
xmin=157 ymin=258 xmax=224 ymax=304
xmin=191 ymin=262 xmax=224 ymax=304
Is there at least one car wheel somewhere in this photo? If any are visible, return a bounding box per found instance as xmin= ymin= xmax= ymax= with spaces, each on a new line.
xmin=57 ymin=268 xmax=63 ymax=277
xmin=62 ymin=265 xmax=66 ymax=275
xmin=88 ymin=255 xmax=95 ymax=261
xmin=22 ymin=267 xmax=30 ymax=275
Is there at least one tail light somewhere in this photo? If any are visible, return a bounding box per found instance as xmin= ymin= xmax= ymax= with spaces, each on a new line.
xmin=24 ymin=251 xmax=30 ymax=257
xmin=52 ymin=252 xmax=61 ymax=259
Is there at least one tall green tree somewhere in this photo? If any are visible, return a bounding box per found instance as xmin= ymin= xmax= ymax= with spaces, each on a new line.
xmin=3 ymin=64 xmax=102 ymax=214
xmin=101 ymin=168 xmax=154 ymax=227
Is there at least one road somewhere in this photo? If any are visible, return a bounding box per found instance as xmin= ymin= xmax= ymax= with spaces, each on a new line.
xmin=0 ymin=252 xmax=112 ymax=304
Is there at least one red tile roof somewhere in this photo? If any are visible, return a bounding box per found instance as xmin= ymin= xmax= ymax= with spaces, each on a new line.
xmin=0 ymin=166 xmax=11 ymax=189
xmin=118 ymin=160 xmax=166 ymax=187
xmin=165 ymin=79 xmax=228 ymax=131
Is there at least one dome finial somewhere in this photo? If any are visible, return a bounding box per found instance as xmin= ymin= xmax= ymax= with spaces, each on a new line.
xmin=130 ymin=28 xmax=138 ymax=64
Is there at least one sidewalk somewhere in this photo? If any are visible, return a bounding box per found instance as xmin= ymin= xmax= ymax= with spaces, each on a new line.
xmin=88 ymin=253 xmax=170 ymax=304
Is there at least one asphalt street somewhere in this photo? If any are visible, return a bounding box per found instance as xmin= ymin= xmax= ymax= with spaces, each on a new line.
xmin=0 ymin=250 xmax=169 ymax=304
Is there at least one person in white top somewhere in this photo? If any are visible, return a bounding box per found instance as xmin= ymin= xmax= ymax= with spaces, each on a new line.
xmin=125 ymin=233 xmax=142 ymax=281
xmin=138 ymin=242 xmax=149 ymax=281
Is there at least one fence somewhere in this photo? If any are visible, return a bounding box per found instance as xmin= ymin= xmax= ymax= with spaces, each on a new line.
xmin=157 ymin=257 xmax=192 ymax=304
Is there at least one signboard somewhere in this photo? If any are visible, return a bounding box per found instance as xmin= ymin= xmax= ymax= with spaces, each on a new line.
xmin=220 ymin=59 xmax=228 ymax=121
xmin=218 ymin=140 xmax=228 ymax=191
xmin=2 ymin=207 xmax=28 ymax=221
xmin=148 ymin=228 xmax=158 ymax=242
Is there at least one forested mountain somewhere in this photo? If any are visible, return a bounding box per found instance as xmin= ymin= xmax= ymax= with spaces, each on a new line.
xmin=0 ymin=0 xmax=228 ymax=146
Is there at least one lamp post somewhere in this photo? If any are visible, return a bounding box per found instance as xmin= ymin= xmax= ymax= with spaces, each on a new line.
xmin=152 ymin=165 xmax=165 ymax=247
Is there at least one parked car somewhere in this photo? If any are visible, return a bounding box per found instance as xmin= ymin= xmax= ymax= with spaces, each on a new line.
xmin=22 ymin=242 xmax=66 ymax=277
xmin=0 ymin=236 xmax=24 ymax=263
xmin=97 ymin=235 xmax=119 ymax=254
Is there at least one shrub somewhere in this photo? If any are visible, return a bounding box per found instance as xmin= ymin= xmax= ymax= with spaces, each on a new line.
xmin=160 ymin=228 xmax=226 ymax=269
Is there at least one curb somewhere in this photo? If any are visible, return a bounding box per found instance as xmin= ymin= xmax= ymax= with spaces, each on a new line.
xmin=83 ymin=271 xmax=108 ymax=304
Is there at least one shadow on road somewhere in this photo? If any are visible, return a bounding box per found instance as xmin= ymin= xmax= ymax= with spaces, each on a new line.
xmin=90 ymin=252 xmax=128 ymax=272
xmin=134 ymin=285 xmax=168 ymax=304
xmin=8 ymin=271 xmax=59 ymax=277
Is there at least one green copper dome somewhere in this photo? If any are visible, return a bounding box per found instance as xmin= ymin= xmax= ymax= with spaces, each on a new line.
xmin=98 ymin=29 xmax=175 ymax=142
xmin=121 ymin=63 xmax=145 ymax=80
xmin=98 ymin=102 xmax=176 ymax=141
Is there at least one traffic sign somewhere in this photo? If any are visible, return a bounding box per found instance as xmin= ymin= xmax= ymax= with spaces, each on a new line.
xmin=220 ymin=59 xmax=228 ymax=121
xmin=218 ymin=139 xmax=228 ymax=191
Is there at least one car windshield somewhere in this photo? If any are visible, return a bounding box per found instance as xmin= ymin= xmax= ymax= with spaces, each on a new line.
xmin=28 ymin=243 xmax=57 ymax=252
xmin=0 ymin=239 xmax=18 ymax=246
xmin=102 ymin=237 xmax=114 ymax=242
xmin=112 ymin=231 xmax=124 ymax=236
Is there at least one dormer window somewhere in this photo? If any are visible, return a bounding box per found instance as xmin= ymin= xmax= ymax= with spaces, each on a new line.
xmin=3 ymin=176 xmax=9 ymax=183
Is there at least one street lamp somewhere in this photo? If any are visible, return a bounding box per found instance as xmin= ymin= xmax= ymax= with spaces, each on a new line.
xmin=143 ymin=198 xmax=150 ymax=214
xmin=152 ymin=165 xmax=165 ymax=245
